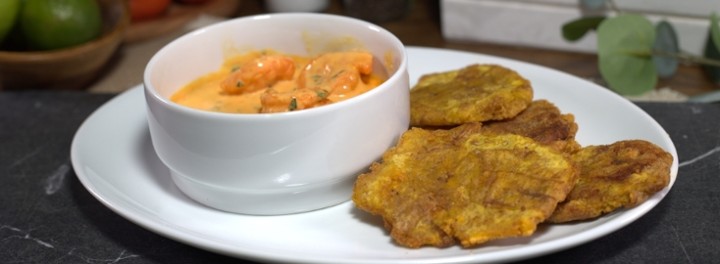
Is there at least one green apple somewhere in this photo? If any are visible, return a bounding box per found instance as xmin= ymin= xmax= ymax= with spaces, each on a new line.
xmin=0 ymin=0 xmax=21 ymax=44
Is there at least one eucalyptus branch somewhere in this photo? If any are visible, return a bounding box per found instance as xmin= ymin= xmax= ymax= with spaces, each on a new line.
xmin=568 ymin=0 xmax=720 ymax=94
xmin=653 ymin=50 xmax=720 ymax=67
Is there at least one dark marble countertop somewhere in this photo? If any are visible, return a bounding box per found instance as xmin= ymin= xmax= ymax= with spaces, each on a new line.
xmin=1 ymin=91 xmax=718 ymax=263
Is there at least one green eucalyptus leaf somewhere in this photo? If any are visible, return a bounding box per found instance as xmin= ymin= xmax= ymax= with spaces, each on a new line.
xmin=562 ymin=16 xmax=606 ymax=42
xmin=580 ymin=0 xmax=607 ymax=10
xmin=702 ymin=26 xmax=720 ymax=84
xmin=597 ymin=14 xmax=657 ymax=95
xmin=652 ymin=20 xmax=679 ymax=78
xmin=706 ymin=12 xmax=720 ymax=84
xmin=711 ymin=12 xmax=720 ymax=51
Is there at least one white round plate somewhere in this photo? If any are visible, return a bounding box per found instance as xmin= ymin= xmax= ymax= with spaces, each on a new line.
xmin=71 ymin=47 xmax=679 ymax=264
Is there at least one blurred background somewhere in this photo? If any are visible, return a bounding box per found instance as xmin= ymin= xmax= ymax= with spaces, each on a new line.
xmin=0 ymin=0 xmax=718 ymax=101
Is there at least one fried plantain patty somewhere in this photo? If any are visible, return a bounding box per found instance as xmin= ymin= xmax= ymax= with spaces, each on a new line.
xmin=352 ymin=124 xmax=483 ymax=248
xmin=410 ymin=64 xmax=533 ymax=127
xmin=352 ymin=123 xmax=578 ymax=248
xmin=482 ymin=100 xmax=581 ymax=154
xmin=546 ymin=140 xmax=673 ymax=223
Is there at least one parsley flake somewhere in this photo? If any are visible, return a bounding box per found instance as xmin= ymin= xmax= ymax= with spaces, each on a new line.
xmin=316 ymin=89 xmax=329 ymax=99
xmin=312 ymin=74 xmax=322 ymax=84
xmin=331 ymin=70 xmax=345 ymax=79
xmin=288 ymin=98 xmax=298 ymax=111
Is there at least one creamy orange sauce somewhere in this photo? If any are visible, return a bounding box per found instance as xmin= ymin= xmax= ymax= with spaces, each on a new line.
xmin=171 ymin=50 xmax=386 ymax=114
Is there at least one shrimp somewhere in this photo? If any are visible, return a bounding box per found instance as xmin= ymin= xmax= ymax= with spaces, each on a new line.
xmin=297 ymin=51 xmax=373 ymax=95
xmin=259 ymin=88 xmax=330 ymax=113
xmin=220 ymin=55 xmax=296 ymax=95
xmin=259 ymin=51 xmax=374 ymax=113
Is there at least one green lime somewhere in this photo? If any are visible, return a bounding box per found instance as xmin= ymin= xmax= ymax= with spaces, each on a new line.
xmin=0 ymin=0 xmax=21 ymax=44
xmin=20 ymin=0 xmax=102 ymax=51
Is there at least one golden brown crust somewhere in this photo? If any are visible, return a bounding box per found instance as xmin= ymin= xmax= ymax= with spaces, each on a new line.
xmin=482 ymin=100 xmax=581 ymax=154
xmin=409 ymin=64 xmax=533 ymax=127
xmin=355 ymin=63 xmax=675 ymax=248
xmin=352 ymin=124 xmax=578 ymax=248
xmin=546 ymin=140 xmax=673 ymax=223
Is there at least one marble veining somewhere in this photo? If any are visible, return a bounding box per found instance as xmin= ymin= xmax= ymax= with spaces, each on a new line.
xmin=679 ymin=146 xmax=720 ymax=168
xmin=670 ymin=224 xmax=694 ymax=264
xmin=1 ymin=225 xmax=54 ymax=249
xmin=2 ymin=224 xmax=141 ymax=263
xmin=45 ymin=163 xmax=70 ymax=195
xmin=8 ymin=147 xmax=43 ymax=169
xmin=66 ymin=249 xmax=139 ymax=264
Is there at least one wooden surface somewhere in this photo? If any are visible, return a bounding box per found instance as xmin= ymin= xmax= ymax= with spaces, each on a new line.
xmin=90 ymin=0 xmax=719 ymax=96
xmin=124 ymin=0 xmax=242 ymax=43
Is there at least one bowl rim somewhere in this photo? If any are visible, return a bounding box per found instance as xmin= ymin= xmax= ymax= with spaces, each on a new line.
xmin=0 ymin=0 xmax=130 ymax=61
xmin=143 ymin=13 xmax=409 ymax=121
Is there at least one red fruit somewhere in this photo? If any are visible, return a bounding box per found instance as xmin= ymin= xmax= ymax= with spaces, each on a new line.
xmin=128 ymin=0 xmax=171 ymax=22
xmin=174 ymin=0 xmax=211 ymax=4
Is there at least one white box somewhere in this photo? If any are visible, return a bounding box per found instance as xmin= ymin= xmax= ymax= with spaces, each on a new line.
xmin=611 ymin=0 xmax=720 ymax=18
xmin=441 ymin=0 xmax=714 ymax=54
xmin=483 ymin=0 xmax=720 ymax=18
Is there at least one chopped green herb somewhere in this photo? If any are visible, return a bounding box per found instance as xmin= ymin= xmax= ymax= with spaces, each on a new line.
xmin=236 ymin=81 xmax=244 ymax=87
xmin=312 ymin=74 xmax=322 ymax=84
xmin=331 ymin=70 xmax=345 ymax=79
xmin=316 ymin=89 xmax=329 ymax=99
xmin=231 ymin=65 xmax=240 ymax=72
xmin=288 ymin=98 xmax=298 ymax=111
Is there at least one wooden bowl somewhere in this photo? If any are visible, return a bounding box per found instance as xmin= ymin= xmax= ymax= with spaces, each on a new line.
xmin=0 ymin=0 xmax=130 ymax=90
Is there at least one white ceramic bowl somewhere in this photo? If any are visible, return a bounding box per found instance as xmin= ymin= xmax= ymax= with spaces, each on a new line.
xmin=143 ymin=13 xmax=409 ymax=215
